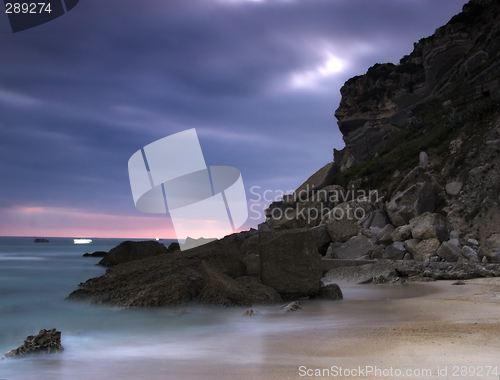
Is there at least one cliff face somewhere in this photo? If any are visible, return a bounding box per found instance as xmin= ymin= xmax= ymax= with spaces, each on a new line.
xmin=261 ymin=0 xmax=500 ymax=260
xmin=335 ymin=0 xmax=500 ymax=169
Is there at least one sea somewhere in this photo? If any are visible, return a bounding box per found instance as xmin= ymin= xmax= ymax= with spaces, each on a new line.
xmin=0 ymin=236 xmax=437 ymax=380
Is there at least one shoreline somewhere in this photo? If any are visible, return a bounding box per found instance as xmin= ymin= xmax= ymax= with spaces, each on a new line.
xmin=187 ymin=279 xmax=500 ymax=380
xmin=3 ymin=275 xmax=500 ymax=380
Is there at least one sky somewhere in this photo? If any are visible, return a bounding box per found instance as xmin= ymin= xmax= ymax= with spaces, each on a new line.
xmin=0 ymin=0 xmax=466 ymax=239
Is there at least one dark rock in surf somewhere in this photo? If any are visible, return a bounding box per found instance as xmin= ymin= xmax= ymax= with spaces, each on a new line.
xmin=3 ymin=329 xmax=63 ymax=358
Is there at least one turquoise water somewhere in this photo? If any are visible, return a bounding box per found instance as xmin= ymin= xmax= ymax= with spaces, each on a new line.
xmin=0 ymin=236 xmax=439 ymax=380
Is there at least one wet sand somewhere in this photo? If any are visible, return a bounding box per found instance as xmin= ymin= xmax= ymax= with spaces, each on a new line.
xmin=191 ymin=279 xmax=500 ymax=380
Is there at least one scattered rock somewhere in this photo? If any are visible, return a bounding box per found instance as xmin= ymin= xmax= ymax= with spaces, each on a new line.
xmin=317 ymin=284 xmax=343 ymax=300
xmin=391 ymin=225 xmax=412 ymax=242
xmin=409 ymin=213 xmax=452 ymax=242
xmin=325 ymin=220 xmax=360 ymax=243
xmin=362 ymin=210 xmax=389 ymax=229
xmin=363 ymin=229 xmax=377 ymax=239
xmin=467 ymin=238 xmax=479 ymax=247
xmin=412 ymin=238 xmax=441 ymax=261
xmin=3 ymin=329 xmax=63 ymax=358
xmin=332 ymin=235 xmax=378 ymax=260
xmin=372 ymin=274 xmax=402 ymax=285
xmin=403 ymin=252 xmax=413 ymax=261
xmin=377 ymin=224 xmax=395 ymax=244
xmin=386 ymin=181 xmax=436 ymax=226
xmin=461 ymin=246 xmax=479 ymax=263
xmin=243 ymin=309 xmax=260 ymax=317
xmin=436 ymin=242 xmax=465 ymax=262
xmin=419 ymin=151 xmax=429 ymax=169
xmin=404 ymin=238 xmax=421 ymax=257
xmin=383 ymin=242 xmax=407 ymax=260
xmin=280 ymin=301 xmax=303 ymax=313
xmin=446 ymin=182 xmax=463 ymax=196
xmin=479 ymin=234 xmax=500 ymax=263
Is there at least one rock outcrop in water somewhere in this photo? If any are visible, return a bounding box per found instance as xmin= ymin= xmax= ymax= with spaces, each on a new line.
xmin=98 ymin=240 xmax=177 ymax=266
xmin=3 ymin=329 xmax=63 ymax=358
xmin=69 ymin=232 xmax=288 ymax=307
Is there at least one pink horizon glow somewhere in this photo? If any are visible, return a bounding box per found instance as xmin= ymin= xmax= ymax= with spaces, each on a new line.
xmin=0 ymin=206 xmax=250 ymax=239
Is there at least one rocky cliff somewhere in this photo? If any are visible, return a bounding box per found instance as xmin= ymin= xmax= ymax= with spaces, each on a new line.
xmin=335 ymin=0 xmax=500 ymax=169
xmin=261 ymin=0 xmax=500 ymax=263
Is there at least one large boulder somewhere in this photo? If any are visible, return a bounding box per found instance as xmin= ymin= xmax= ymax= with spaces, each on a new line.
xmin=391 ymin=225 xmax=412 ymax=242
xmin=479 ymin=234 xmax=500 ymax=263
xmin=436 ymin=242 xmax=465 ymax=262
xmin=386 ymin=182 xmax=436 ymax=226
xmin=98 ymin=240 xmax=169 ymax=266
xmin=324 ymin=262 xmax=399 ymax=283
xmin=386 ymin=170 xmax=440 ymax=226
xmin=325 ymin=220 xmax=360 ymax=243
xmin=403 ymin=239 xmax=421 ymax=257
xmin=3 ymin=329 xmax=63 ymax=358
xmin=412 ymin=238 xmax=441 ymax=261
xmin=259 ymin=229 xmax=322 ymax=299
xmin=382 ymin=242 xmax=407 ymax=260
xmin=317 ymin=284 xmax=343 ymax=300
xmin=376 ymin=224 xmax=395 ymax=244
xmin=409 ymin=213 xmax=453 ymax=242
xmin=362 ymin=210 xmax=390 ymax=229
xmin=292 ymin=162 xmax=338 ymax=201
xmin=68 ymin=239 xmax=247 ymax=307
xmin=461 ymin=246 xmax=479 ymax=263
xmin=331 ymin=235 xmax=378 ymax=260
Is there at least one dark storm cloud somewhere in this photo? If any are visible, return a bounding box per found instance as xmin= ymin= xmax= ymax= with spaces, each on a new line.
xmin=0 ymin=0 xmax=466 ymax=234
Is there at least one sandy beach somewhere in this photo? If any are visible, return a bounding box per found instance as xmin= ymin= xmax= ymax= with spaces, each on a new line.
xmin=180 ymin=279 xmax=500 ymax=380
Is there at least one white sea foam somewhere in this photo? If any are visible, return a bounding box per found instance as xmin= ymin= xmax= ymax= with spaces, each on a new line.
xmin=0 ymin=255 xmax=46 ymax=261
